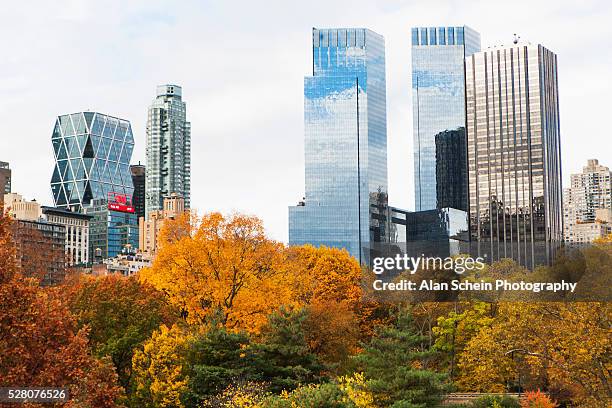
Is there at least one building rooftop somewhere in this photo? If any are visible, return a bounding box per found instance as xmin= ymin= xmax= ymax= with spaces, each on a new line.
xmin=41 ymin=206 xmax=92 ymax=220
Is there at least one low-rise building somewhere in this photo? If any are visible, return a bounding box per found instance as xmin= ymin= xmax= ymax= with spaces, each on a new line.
xmin=12 ymin=218 xmax=66 ymax=285
xmin=4 ymin=193 xmax=42 ymax=220
xmin=103 ymin=249 xmax=153 ymax=276
xmin=4 ymin=193 xmax=66 ymax=284
xmin=139 ymin=193 xmax=185 ymax=254
xmin=42 ymin=206 xmax=91 ymax=266
xmin=568 ymin=208 xmax=612 ymax=243
xmin=84 ymin=195 xmax=138 ymax=263
xmin=564 ymin=159 xmax=612 ymax=242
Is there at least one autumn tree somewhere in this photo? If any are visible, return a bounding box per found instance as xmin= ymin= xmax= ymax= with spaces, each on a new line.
xmin=140 ymin=212 xmax=292 ymax=333
xmin=61 ymin=274 xmax=179 ymax=389
xmin=520 ymin=390 xmax=558 ymax=408
xmin=433 ymin=301 xmax=495 ymax=380
xmin=286 ymin=245 xmax=382 ymax=363
xmin=286 ymin=245 xmax=363 ymax=308
xmin=303 ymin=300 xmax=360 ymax=369
xmin=457 ymin=302 xmax=611 ymax=406
xmin=131 ymin=324 xmax=193 ymax=408
xmin=0 ymin=213 xmax=124 ymax=408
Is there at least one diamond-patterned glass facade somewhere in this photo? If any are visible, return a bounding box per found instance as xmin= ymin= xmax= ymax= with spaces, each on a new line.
xmin=50 ymin=112 xmax=135 ymax=211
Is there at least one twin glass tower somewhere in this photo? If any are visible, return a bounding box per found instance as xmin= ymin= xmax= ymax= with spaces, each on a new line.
xmin=411 ymin=26 xmax=481 ymax=211
xmin=290 ymin=26 xmax=563 ymax=267
xmin=289 ymin=28 xmax=388 ymax=263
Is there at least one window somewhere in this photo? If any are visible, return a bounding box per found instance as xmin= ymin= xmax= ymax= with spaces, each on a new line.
xmin=438 ymin=27 xmax=446 ymax=45
xmin=429 ymin=27 xmax=437 ymax=45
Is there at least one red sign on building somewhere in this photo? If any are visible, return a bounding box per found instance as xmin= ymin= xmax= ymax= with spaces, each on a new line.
xmin=107 ymin=192 xmax=135 ymax=213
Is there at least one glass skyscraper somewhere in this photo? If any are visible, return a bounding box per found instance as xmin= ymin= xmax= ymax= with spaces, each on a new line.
xmin=435 ymin=127 xmax=467 ymax=211
xmin=130 ymin=163 xmax=146 ymax=221
xmin=50 ymin=112 xmax=138 ymax=261
xmin=465 ymin=43 xmax=563 ymax=267
xmin=289 ymin=28 xmax=388 ymax=263
xmin=84 ymin=198 xmax=138 ymax=260
xmin=145 ymin=85 xmax=191 ymax=218
xmin=411 ymin=26 xmax=480 ymax=211
xmin=50 ymin=112 xmax=135 ymax=211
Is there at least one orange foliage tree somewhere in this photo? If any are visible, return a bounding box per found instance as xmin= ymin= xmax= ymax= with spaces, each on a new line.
xmin=0 ymin=213 xmax=124 ymax=408
xmin=139 ymin=212 xmax=293 ymax=333
xmin=285 ymin=245 xmax=368 ymax=365
xmin=140 ymin=212 xmax=381 ymax=365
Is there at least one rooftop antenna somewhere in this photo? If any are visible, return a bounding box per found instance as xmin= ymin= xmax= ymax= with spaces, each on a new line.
xmin=513 ymin=33 xmax=520 ymax=44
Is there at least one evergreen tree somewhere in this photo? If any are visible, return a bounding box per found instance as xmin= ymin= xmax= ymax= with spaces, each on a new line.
xmin=354 ymin=307 xmax=450 ymax=408
xmin=182 ymin=321 xmax=253 ymax=406
xmin=249 ymin=307 xmax=326 ymax=393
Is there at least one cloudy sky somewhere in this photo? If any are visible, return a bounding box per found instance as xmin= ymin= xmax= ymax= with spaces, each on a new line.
xmin=2 ymin=0 xmax=610 ymax=242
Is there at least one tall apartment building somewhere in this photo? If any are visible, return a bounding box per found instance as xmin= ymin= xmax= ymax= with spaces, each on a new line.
xmin=411 ymin=26 xmax=481 ymax=211
xmin=3 ymin=193 xmax=66 ymax=285
xmin=130 ymin=163 xmax=146 ymax=221
xmin=564 ymin=159 xmax=612 ymax=242
xmin=145 ymin=85 xmax=191 ymax=218
xmin=465 ymin=43 xmax=563 ymax=267
xmin=139 ymin=193 xmax=185 ymax=254
xmin=0 ymin=161 xmax=11 ymax=198
xmin=288 ymin=28 xmax=389 ymax=263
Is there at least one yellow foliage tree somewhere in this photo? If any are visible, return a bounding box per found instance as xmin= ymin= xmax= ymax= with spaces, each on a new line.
xmin=286 ymin=245 xmax=385 ymax=340
xmin=337 ymin=372 xmax=376 ymax=408
xmin=456 ymin=302 xmax=611 ymax=406
xmin=140 ymin=213 xmax=292 ymax=333
xmin=286 ymin=245 xmax=363 ymax=307
xmin=131 ymin=324 xmax=193 ymax=408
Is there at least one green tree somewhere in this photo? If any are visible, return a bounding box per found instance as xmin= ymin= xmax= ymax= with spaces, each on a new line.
xmin=249 ymin=307 xmax=326 ymax=393
xmin=183 ymin=322 xmax=253 ymax=406
xmin=354 ymin=307 xmax=450 ymax=407
xmin=471 ymin=395 xmax=520 ymax=408
xmin=263 ymin=382 xmax=353 ymax=407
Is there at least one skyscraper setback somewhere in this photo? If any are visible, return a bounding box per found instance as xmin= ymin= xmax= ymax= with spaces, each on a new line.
xmin=465 ymin=43 xmax=563 ymax=266
xmin=145 ymin=85 xmax=191 ymax=218
xmin=411 ymin=26 xmax=481 ymax=211
xmin=289 ymin=28 xmax=389 ymax=262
